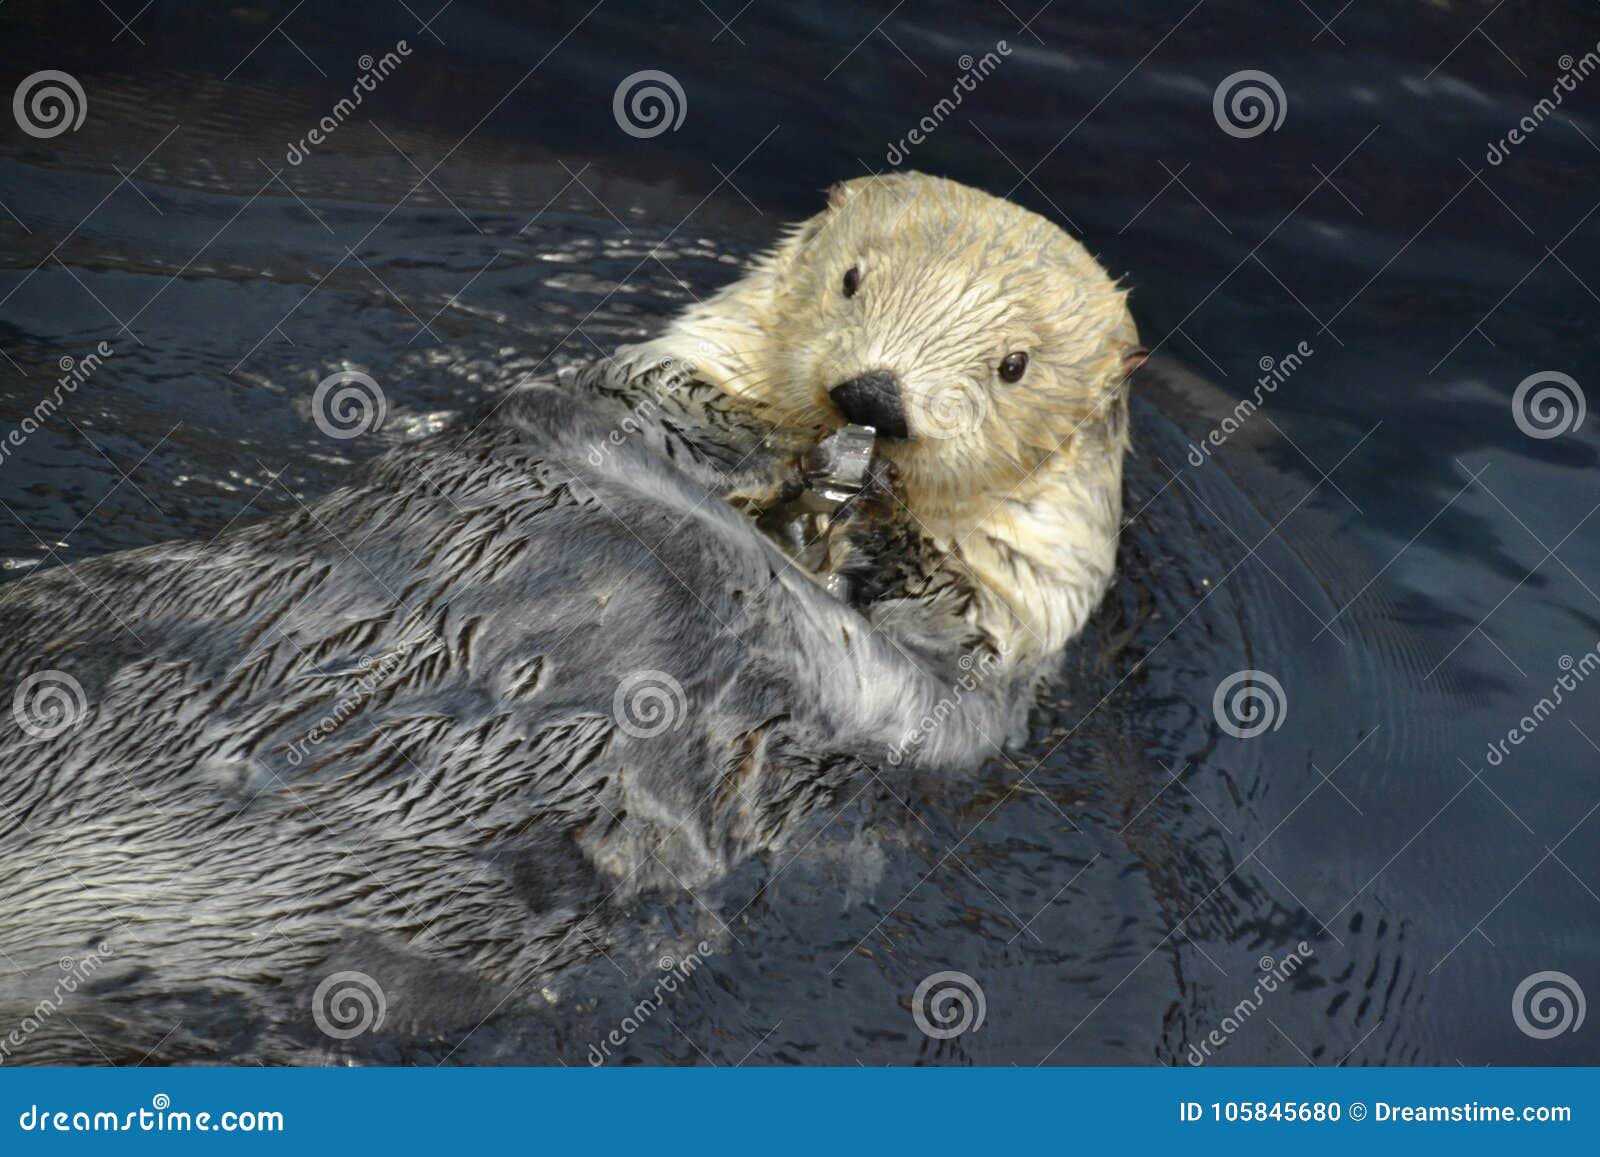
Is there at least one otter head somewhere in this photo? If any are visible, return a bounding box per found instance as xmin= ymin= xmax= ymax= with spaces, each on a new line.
xmin=750 ymin=173 xmax=1144 ymax=523
xmin=641 ymin=173 xmax=1145 ymax=659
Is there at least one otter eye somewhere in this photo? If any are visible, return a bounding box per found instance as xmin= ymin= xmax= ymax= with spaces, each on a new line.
xmin=842 ymin=265 xmax=861 ymax=297
xmin=998 ymin=351 xmax=1029 ymax=382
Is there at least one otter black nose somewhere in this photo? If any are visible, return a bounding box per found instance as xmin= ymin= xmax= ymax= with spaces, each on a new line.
xmin=828 ymin=371 xmax=908 ymax=439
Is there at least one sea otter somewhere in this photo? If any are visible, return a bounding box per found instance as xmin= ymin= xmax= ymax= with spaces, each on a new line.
xmin=0 ymin=173 xmax=1140 ymax=1064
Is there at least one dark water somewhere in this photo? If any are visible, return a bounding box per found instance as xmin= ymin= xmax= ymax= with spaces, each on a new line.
xmin=2 ymin=0 xmax=1599 ymax=1065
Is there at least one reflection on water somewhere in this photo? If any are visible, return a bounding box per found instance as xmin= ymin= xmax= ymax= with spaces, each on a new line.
xmin=2 ymin=0 xmax=1598 ymax=1064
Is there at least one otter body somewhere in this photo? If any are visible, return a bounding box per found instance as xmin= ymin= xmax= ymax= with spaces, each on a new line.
xmin=0 ymin=174 xmax=1140 ymax=1064
xmin=0 ymin=362 xmax=1023 ymax=1064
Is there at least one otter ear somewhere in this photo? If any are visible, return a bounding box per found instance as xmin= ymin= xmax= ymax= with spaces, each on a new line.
xmin=787 ymin=182 xmax=853 ymax=249
xmin=1121 ymin=347 xmax=1149 ymax=378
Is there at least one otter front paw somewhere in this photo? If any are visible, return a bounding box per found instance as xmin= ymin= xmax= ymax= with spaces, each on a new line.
xmin=744 ymin=424 xmax=885 ymax=601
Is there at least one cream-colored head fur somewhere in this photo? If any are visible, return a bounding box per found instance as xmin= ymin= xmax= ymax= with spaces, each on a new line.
xmin=624 ymin=173 xmax=1142 ymax=665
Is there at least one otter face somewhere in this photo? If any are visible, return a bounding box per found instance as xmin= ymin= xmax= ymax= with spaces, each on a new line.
xmin=763 ymin=174 xmax=1142 ymax=518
